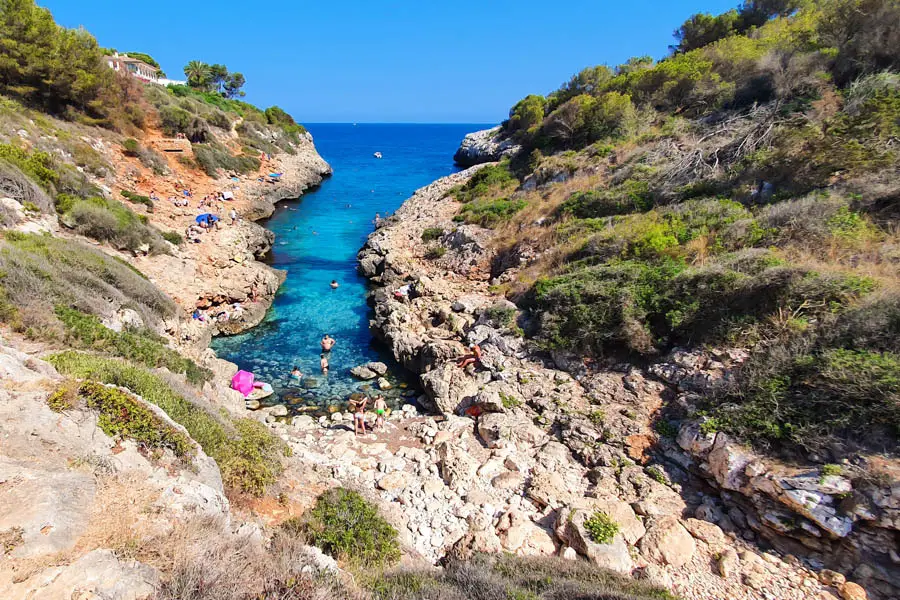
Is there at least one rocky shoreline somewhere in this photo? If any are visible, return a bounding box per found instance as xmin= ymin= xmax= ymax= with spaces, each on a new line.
xmin=354 ymin=166 xmax=897 ymax=600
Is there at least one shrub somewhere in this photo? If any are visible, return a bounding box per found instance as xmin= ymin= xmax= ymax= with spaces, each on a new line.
xmin=0 ymin=144 xmax=58 ymax=190
xmin=583 ymin=511 xmax=619 ymax=544
xmin=421 ymin=227 xmax=444 ymax=242
xmin=302 ymin=488 xmax=400 ymax=567
xmin=372 ymin=554 xmax=676 ymax=600
xmin=120 ymin=189 xmax=153 ymax=209
xmin=0 ymin=232 xmax=173 ymax=338
xmin=424 ymin=245 xmax=446 ymax=260
xmin=47 ymin=352 xmax=289 ymax=496
xmin=162 ymin=230 xmax=183 ymax=246
xmin=452 ymin=163 xmax=517 ymax=204
xmin=122 ymin=138 xmax=140 ymax=156
xmin=457 ymin=197 xmax=527 ymax=227
xmin=62 ymin=196 xmax=165 ymax=253
xmin=53 ymin=381 xmax=194 ymax=458
xmin=508 ymin=94 xmax=547 ymax=134
xmin=193 ymin=143 xmax=261 ymax=178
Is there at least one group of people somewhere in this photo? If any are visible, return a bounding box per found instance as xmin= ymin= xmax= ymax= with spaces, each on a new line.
xmin=348 ymin=393 xmax=388 ymax=436
xmin=286 ymin=333 xmax=389 ymax=436
xmin=288 ymin=334 xmax=336 ymax=383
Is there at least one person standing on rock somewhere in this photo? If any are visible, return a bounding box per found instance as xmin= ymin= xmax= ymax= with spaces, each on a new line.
xmin=229 ymin=208 xmax=238 ymax=225
xmin=373 ymin=395 xmax=387 ymax=430
xmin=350 ymin=395 xmax=368 ymax=436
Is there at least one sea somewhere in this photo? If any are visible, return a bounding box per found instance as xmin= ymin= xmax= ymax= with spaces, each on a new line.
xmin=210 ymin=123 xmax=488 ymax=412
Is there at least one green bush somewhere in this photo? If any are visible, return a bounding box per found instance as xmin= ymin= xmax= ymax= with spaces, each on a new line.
xmin=583 ymin=511 xmax=619 ymax=544
xmin=47 ymin=352 xmax=290 ymax=496
xmin=457 ymin=197 xmax=527 ymax=227
xmin=62 ymin=195 xmax=164 ymax=253
xmin=0 ymin=144 xmax=58 ymax=190
xmin=120 ymin=189 xmax=153 ymax=209
xmin=421 ymin=227 xmax=444 ymax=242
xmin=161 ymin=230 xmax=183 ymax=246
xmin=193 ymin=143 xmax=261 ymax=177
xmin=302 ymin=488 xmax=400 ymax=567
xmin=452 ymin=163 xmax=517 ymax=204
xmin=122 ymin=138 xmax=140 ymax=157
xmin=424 ymin=245 xmax=446 ymax=260
xmin=53 ymin=381 xmax=194 ymax=458
xmin=55 ymin=306 xmax=210 ymax=384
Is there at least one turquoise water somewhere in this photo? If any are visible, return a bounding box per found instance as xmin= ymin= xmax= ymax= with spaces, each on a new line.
xmin=211 ymin=123 xmax=486 ymax=411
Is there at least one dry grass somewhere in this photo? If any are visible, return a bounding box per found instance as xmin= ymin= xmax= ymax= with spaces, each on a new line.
xmin=150 ymin=517 xmax=361 ymax=600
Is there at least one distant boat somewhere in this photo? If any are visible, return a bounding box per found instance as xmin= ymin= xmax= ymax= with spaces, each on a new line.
xmin=373 ymin=152 xmax=383 ymax=159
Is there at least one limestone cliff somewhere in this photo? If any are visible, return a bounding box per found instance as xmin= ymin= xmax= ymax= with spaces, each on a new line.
xmin=453 ymin=127 xmax=521 ymax=167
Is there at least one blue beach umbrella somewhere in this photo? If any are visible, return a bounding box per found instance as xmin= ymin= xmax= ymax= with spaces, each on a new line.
xmin=195 ymin=213 xmax=220 ymax=224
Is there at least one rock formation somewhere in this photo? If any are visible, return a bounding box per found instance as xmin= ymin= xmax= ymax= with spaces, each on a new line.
xmin=453 ymin=127 xmax=521 ymax=166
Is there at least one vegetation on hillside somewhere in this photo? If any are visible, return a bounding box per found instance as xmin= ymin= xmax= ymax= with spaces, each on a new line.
xmin=460 ymin=0 xmax=900 ymax=458
xmin=0 ymin=0 xmax=147 ymax=131
xmin=369 ymin=553 xmax=676 ymax=600
xmin=49 ymin=352 xmax=290 ymax=496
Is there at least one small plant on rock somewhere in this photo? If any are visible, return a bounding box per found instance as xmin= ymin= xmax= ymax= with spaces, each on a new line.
xmin=424 ymin=245 xmax=446 ymax=260
xmin=421 ymin=227 xmax=444 ymax=242
xmin=584 ymin=511 xmax=619 ymax=545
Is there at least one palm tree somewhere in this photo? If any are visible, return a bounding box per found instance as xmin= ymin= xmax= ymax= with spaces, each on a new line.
xmin=183 ymin=61 xmax=211 ymax=90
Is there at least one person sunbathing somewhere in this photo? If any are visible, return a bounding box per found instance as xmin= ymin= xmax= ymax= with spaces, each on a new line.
xmin=456 ymin=344 xmax=483 ymax=369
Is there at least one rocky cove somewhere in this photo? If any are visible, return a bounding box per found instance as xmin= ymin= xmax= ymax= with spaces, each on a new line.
xmin=0 ymin=113 xmax=895 ymax=600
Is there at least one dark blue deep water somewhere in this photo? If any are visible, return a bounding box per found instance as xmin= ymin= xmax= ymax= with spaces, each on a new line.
xmin=211 ymin=123 xmax=487 ymax=410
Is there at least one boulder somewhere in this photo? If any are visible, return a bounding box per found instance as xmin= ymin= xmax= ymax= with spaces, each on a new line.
xmin=839 ymin=582 xmax=868 ymax=600
xmin=453 ymin=127 xmax=521 ymax=167
xmin=683 ymin=518 xmax=726 ymax=546
xmin=377 ymin=471 xmax=410 ymax=493
xmin=639 ymin=516 xmax=696 ymax=567
xmin=527 ymin=470 xmax=571 ymax=509
xmin=707 ymin=434 xmax=756 ymax=491
xmin=364 ymin=362 xmax=389 ymax=376
xmin=717 ymin=547 xmax=740 ymax=578
xmin=436 ymin=441 xmax=478 ymax=490
xmin=591 ymin=499 xmax=646 ymax=545
xmin=268 ymin=404 xmax=289 ymax=417
xmin=0 ymin=549 xmax=158 ymax=600
xmin=477 ymin=412 xmax=545 ymax=450
xmin=350 ymin=365 xmax=378 ymax=380
xmin=560 ymin=509 xmax=634 ymax=575
xmin=420 ymin=361 xmax=486 ymax=414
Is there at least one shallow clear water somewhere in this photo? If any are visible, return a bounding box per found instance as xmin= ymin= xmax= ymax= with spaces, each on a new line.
xmin=211 ymin=123 xmax=487 ymax=412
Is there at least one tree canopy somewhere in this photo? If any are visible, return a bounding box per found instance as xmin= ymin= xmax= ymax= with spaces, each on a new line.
xmin=0 ymin=0 xmax=142 ymax=129
xmin=183 ymin=60 xmax=246 ymax=98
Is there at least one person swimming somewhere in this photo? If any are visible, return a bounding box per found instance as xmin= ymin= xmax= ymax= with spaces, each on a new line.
xmin=320 ymin=353 xmax=329 ymax=374
xmin=330 ymin=280 xmax=339 ymax=289
xmin=290 ymin=366 xmax=302 ymax=381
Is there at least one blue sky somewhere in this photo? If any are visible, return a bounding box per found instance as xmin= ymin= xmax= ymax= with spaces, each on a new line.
xmin=42 ymin=1 xmax=737 ymax=123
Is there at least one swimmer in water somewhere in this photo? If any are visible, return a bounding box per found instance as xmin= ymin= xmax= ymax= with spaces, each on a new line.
xmin=289 ymin=366 xmax=302 ymax=381
xmin=330 ymin=280 xmax=339 ymax=289
xmin=320 ymin=353 xmax=329 ymax=374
